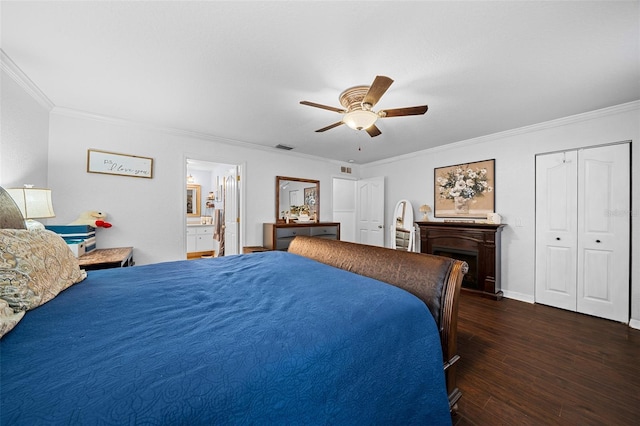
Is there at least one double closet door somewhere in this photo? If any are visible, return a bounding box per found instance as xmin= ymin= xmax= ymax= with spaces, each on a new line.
xmin=535 ymin=143 xmax=630 ymax=323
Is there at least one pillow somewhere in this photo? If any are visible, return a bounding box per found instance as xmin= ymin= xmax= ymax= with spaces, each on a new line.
xmin=0 ymin=229 xmax=87 ymax=337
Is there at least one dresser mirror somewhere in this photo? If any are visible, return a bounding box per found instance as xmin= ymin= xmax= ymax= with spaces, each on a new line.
xmin=276 ymin=176 xmax=319 ymax=223
xmin=391 ymin=199 xmax=416 ymax=252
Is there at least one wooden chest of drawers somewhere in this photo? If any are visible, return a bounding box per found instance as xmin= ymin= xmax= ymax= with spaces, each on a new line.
xmin=263 ymin=222 xmax=340 ymax=251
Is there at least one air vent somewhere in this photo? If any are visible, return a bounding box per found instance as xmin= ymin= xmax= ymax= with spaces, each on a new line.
xmin=340 ymin=166 xmax=352 ymax=174
xmin=275 ymin=144 xmax=294 ymax=150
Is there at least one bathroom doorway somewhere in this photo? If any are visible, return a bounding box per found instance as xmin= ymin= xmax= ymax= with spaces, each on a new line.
xmin=186 ymin=159 xmax=242 ymax=258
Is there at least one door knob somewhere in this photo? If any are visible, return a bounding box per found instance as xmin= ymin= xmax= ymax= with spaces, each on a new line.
xmin=378 ymin=225 xmax=383 ymax=229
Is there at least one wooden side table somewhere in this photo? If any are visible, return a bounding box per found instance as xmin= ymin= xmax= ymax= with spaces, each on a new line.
xmin=78 ymin=247 xmax=134 ymax=271
xmin=242 ymin=246 xmax=269 ymax=254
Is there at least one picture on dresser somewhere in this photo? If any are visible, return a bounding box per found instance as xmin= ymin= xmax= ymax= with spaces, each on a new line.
xmin=304 ymin=187 xmax=317 ymax=216
xmin=434 ymin=159 xmax=495 ymax=219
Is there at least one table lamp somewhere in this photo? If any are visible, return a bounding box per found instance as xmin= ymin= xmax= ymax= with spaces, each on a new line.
xmin=6 ymin=185 xmax=55 ymax=230
xmin=419 ymin=204 xmax=432 ymax=221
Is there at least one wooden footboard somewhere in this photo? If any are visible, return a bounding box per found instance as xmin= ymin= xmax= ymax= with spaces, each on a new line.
xmin=288 ymin=236 xmax=467 ymax=409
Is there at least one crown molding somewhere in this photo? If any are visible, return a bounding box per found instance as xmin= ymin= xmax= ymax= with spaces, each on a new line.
xmin=362 ymin=100 xmax=640 ymax=168
xmin=0 ymin=49 xmax=55 ymax=111
xmin=51 ymin=106 xmax=350 ymax=167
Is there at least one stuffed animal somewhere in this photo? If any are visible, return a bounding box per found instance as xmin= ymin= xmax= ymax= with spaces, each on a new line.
xmin=69 ymin=211 xmax=112 ymax=228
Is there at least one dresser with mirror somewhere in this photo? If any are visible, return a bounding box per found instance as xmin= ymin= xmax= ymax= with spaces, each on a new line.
xmin=263 ymin=176 xmax=340 ymax=251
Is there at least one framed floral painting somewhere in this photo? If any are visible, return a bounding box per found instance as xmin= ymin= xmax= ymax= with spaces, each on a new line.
xmin=434 ymin=159 xmax=495 ymax=219
xmin=304 ymin=187 xmax=318 ymax=216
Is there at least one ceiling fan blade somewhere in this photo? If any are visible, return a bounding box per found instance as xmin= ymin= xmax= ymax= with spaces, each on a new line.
xmin=315 ymin=121 xmax=344 ymax=132
xmin=363 ymin=76 xmax=394 ymax=107
xmin=380 ymin=105 xmax=428 ymax=117
xmin=300 ymin=101 xmax=345 ymax=114
xmin=365 ymin=124 xmax=382 ymax=137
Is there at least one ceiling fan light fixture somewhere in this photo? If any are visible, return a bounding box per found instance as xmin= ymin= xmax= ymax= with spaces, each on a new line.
xmin=301 ymin=75 xmax=425 ymax=137
xmin=342 ymin=109 xmax=378 ymax=131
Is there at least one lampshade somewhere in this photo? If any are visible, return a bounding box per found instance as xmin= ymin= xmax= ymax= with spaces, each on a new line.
xmin=342 ymin=109 xmax=378 ymax=131
xmin=419 ymin=204 xmax=431 ymax=221
xmin=7 ymin=187 xmax=55 ymax=219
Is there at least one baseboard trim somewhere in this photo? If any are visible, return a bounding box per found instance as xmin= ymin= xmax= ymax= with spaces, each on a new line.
xmin=501 ymin=290 xmax=535 ymax=304
xmin=503 ymin=291 xmax=640 ymax=330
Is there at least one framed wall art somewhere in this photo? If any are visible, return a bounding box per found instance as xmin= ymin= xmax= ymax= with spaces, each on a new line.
xmin=434 ymin=159 xmax=495 ymax=219
xmin=87 ymin=149 xmax=154 ymax=179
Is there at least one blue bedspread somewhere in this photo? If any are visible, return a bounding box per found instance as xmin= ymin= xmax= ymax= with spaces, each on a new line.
xmin=1 ymin=251 xmax=451 ymax=425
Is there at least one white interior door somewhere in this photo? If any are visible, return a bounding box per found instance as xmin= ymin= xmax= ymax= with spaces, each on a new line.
xmin=576 ymin=144 xmax=630 ymax=322
xmin=535 ymin=151 xmax=578 ymax=311
xmin=535 ymin=143 xmax=630 ymax=323
xmin=355 ymin=176 xmax=385 ymax=246
xmin=332 ymin=177 xmax=357 ymax=242
xmin=224 ymin=172 xmax=238 ymax=255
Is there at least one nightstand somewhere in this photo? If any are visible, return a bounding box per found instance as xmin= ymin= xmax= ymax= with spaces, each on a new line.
xmin=78 ymin=247 xmax=134 ymax=271
xmin=242 ymin=246 xmax=269 ymax=254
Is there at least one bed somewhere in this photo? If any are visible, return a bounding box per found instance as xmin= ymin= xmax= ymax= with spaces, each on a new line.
xmin=0 ymin=187 xmax=466 ymax=425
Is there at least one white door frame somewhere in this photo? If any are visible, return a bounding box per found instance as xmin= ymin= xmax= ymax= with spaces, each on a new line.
xmin=184 ymin=156 xmax=245 ymax=257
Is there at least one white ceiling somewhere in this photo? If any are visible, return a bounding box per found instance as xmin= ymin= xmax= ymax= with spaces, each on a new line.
xmin=2 ymin=1 xmax=639 ymax=164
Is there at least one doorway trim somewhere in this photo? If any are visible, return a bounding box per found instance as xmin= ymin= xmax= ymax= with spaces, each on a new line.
xmin=183 ymin=155 xmax=246 ymax=257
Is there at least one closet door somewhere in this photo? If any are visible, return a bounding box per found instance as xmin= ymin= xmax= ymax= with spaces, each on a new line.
xmin=535 ymin=151 xmax=578 ymax=311
xmin=576 ymin=144 xmax=629 ymax=322
xmin=535 ymin=144 xmax=630 ymax=323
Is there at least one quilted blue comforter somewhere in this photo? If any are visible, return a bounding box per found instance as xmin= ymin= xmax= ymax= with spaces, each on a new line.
xmin=1 ymin=251 xmax=451 ymax=425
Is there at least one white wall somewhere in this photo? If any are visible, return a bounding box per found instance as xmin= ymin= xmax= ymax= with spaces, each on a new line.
xmin=0 ymin=68 xmax=50 ymax=189
xmin=361 ymin=102 xmax=640 ymax=325
xmin=46 ymin=110 xmax=354 ymax=265
xmin=5 ymin=62 xmax=638 ymax=325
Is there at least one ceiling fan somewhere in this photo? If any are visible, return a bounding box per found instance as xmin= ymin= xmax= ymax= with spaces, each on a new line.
xmin=300 ymin=75 xmax=428 ymax=137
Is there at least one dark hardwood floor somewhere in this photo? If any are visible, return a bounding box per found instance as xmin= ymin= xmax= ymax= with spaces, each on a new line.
xmin=451 ymin=294 xmax=640 ymax=425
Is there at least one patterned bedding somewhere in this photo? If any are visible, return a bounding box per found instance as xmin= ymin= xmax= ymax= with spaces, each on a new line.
xmin=0 ymin=251 xmax=451 ymax=425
